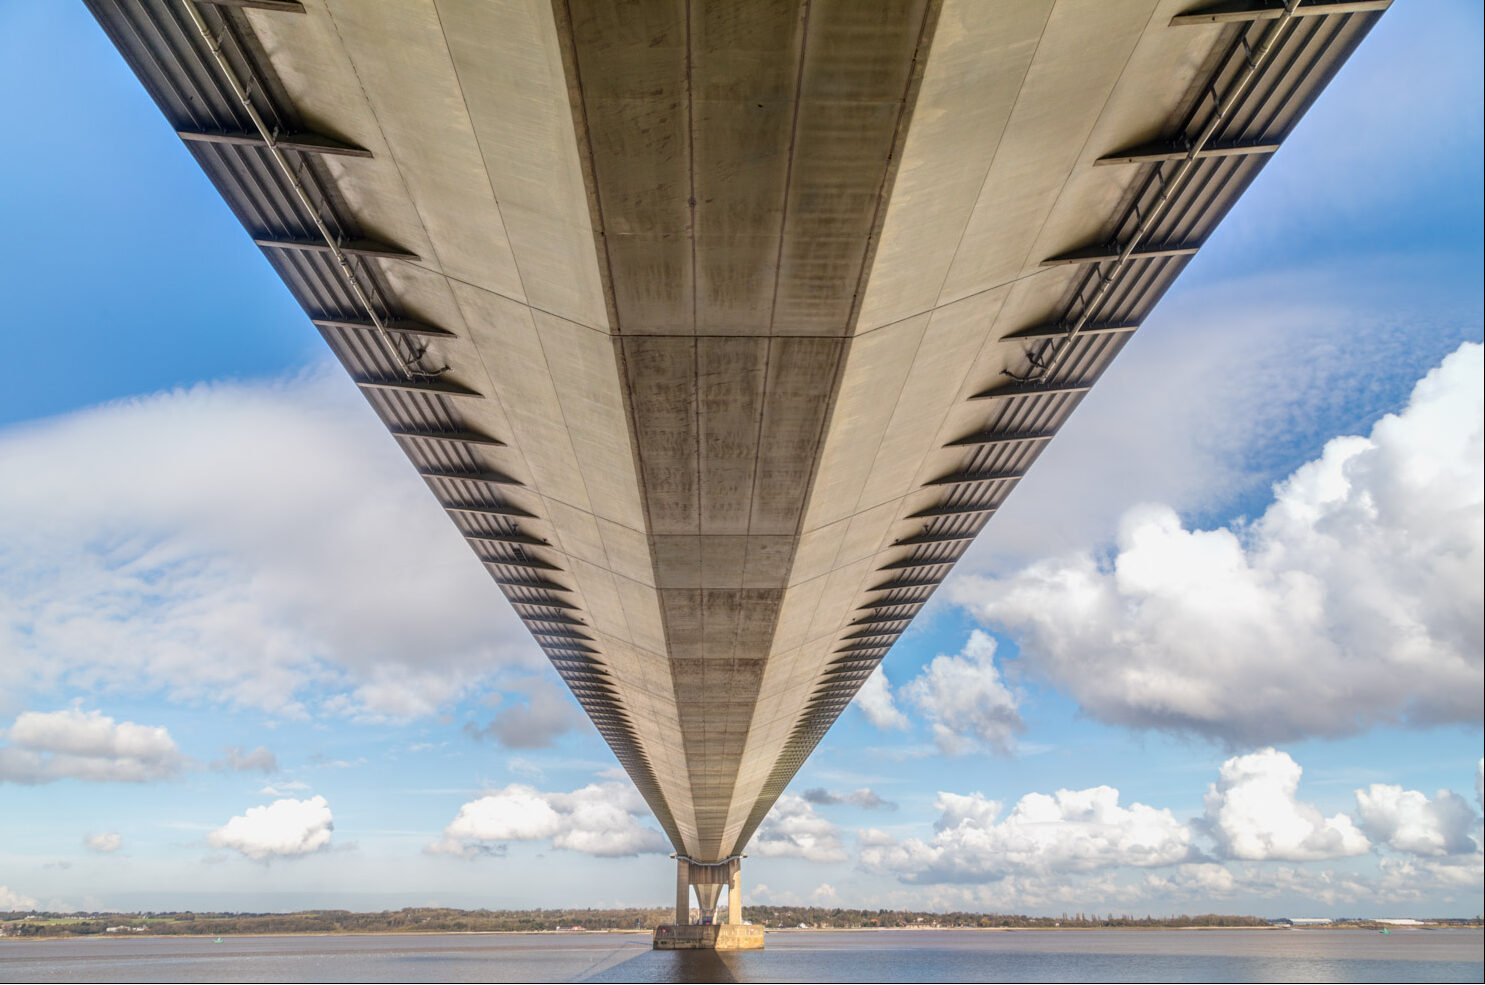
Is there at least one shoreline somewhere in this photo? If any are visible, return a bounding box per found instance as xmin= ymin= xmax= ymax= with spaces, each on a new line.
xmin=6 ymin=924 xmax=1479 ymax=943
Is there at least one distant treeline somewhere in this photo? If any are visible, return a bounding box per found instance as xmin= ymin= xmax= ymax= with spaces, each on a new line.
xmin=5 ymin=907 xmax=1268 ymax=938
xmin=4 ymin=907 xmax=1477 ymax=938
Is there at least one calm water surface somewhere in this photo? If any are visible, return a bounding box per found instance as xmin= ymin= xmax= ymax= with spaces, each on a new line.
xmin=2 ymin=928 xmax=1480 ymax=983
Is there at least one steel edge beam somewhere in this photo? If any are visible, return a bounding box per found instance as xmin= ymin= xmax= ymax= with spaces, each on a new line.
xmin=1001 ymin=322 xmax=1137 ymax=342
xmin=420 ymin=468 xmax=522 ymax=487
xmin=355 ymin=376 xmax=481 ymax=397
xmin=1041 ymin=241 xmax=1199 ymax=266
xmin=1094 ymin=137 xmax=1280 ymax=165
xmin=256 ymin=237 xmax=420 ymax=261
xmin=314 ymin=317 xmax=456 ymax=339
xmin=926 ymin=468 xmax=1025 ymax=487
xmin=970 ymin=379 xmax=1091 ymax=401
xmin=944 ymin=429 xmax=1055 ymax=449
xmin=391 ymin=427 xmax=503 ymax=447
xmin=1170 ymin=0 xmax=1390 ymax=26
xmin=178 ymin=128 xmax=370 ymax=157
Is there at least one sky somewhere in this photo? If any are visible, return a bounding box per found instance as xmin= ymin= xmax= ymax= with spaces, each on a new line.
xmin=0 ymin=2 xmax=1481 ymax=919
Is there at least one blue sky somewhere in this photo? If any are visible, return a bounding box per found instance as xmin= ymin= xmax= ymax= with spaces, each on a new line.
xmin=0 ymin=2 xmax=1480 ymax=918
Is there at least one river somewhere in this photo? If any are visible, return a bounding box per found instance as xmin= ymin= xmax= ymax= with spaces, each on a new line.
xmin=3 ymin=928 xmax=1480 ymax=982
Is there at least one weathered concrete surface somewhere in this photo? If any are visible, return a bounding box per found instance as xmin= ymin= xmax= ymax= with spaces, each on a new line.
xmin=92 ymin=0 xmax=1385 ymax=868
xmin=653 ymin=924 xmax=765 ymax=951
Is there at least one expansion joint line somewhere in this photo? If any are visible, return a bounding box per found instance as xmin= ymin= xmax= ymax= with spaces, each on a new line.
xmin=1013 ymin=0 xmax=1305 ymax=385
xmin=182 ymin=0 xmax=423 ymax=381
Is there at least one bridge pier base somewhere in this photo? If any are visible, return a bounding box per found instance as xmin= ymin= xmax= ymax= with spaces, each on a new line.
xmin=654 ymin=857 xmax=763 ymax=950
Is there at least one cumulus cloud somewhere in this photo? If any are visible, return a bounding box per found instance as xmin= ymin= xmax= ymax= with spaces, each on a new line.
xmin=853 ymin=667 xmax=910 ymax=731
xmin=0 ymin=368 xmax=540 ymax=719
xmin=212 ymin=746 xmax=278 ymax=774
xmin=432 ymin=782 xmax=667 ymax=858
xmin=952 ymin=343 xmax=1483 ymax=745
xmin=85 ymin=831 xmax=122 ymax=853
xmin=207 ymin=795 xmax=334 ymax=861
xmin=1202 ymin=749 xmax=1369 ymax=861
xmin=0 ymin=886 xmax=39 ymax=911
xmin=802 ymin=787 xmax=897 ymax=811
xmin=750 ymin=794 xmax=849 ymax=863
xmin=1355 ymin=784 xmax=1479 ymax=857
xmin=464 ymin=681 xmax=587 ymax=749
xmin=901 ymin=631 xmax=1023 ymax=755
xmin=0 ymin=708 xmax=188 ymax=784
xmin=860 ymin=786 xmax=1191 ymax=884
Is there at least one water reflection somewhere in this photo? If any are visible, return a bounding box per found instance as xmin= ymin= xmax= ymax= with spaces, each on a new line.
xmin=4 ymin=929 xmax=1479 ymax=984
xmin=589 ymin=948 xmax=740 ymax=983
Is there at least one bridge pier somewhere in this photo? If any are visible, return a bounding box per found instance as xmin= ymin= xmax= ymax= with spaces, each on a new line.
xmin=654 ymin=857 xmax=763 ymax=950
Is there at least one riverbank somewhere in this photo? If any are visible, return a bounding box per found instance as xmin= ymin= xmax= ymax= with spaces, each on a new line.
xmin=4 ymin=913 xmax=1478 ymax=941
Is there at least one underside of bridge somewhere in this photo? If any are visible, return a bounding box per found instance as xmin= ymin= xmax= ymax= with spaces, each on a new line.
xmin=89 ymin=0 xmax=1386 ymax=921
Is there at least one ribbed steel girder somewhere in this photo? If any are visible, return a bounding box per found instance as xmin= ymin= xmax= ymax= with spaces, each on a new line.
xmin=87 ymin=0 xmax=1386 ymax=863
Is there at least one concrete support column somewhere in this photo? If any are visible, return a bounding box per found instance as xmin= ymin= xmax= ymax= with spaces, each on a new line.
xmin=675 ymin=858 xmax=690 ymax=925
xmin=694 ymin=882 xmax=723 ymax=925
xmin=728 ymin=860 xmax=741 ymax=925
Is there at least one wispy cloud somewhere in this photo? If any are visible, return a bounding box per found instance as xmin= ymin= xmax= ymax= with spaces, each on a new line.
xmin=0 ymin=366 xmax=541 ymax=720
xmin=802 ymin=787 xmax=897 ymax=811
xmin=212 ymin=745 xmax=278 ymax=774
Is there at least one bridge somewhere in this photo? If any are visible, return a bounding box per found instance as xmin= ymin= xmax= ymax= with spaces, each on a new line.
xmin=88 ymin=0 xmax=1387 ymax=944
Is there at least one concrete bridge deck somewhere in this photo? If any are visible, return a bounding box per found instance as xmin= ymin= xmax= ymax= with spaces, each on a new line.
xmin=87 ymin=0 xmax=1388 ymax=937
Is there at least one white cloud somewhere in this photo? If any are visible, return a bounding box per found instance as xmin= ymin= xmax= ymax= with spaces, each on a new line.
xmin=1476 ymin=759 xmax=1483 ymax=810
xmin=213 ymin=745 xmax=278 ymax=774
xmin=861 ymin=786 xmax=1191 ymax=884
xmin=1202 ymin=749 xmax=1369 ymax=861
xmin=1355 ymin=784 xmax=1480 ymax=857
xmin=1377 ymin=854 xmax=1485 ymax=900
xmin=207 ymin=795 xmax=334 ymax=861
xmin=432 ymin=782 xmax=667 ymax=858
xmin=750 ymin=794 xmax=849 ymax=863
xmin=853 ymin=667 xmax=909 ymax=731
xmin=258 ymin=780 xmax=310 ymax=796
xmin=0 ymin=886 xmax=39 ymax=911
xmin=85 ymin=831 xmax=122 ymax=853
xmin=901 ymin=631 xmax=1023 ymax=755
xmin=0 ymin=367 xmax=540 ymax=719
xmin=1143 ymin=862 xmax=1238 ymax=898
xmin=952 ymin=343 xmax=1483 ymax=744
xmin=963 ymin=266 xmax=1475 ymax=575
xmin=810 ymin=883 xmax=840 ymax=905
xmin=0 ymin=708 xmax=187 ymax=784
xmin=1235 ymin=864 xmax=1377 ymax=908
